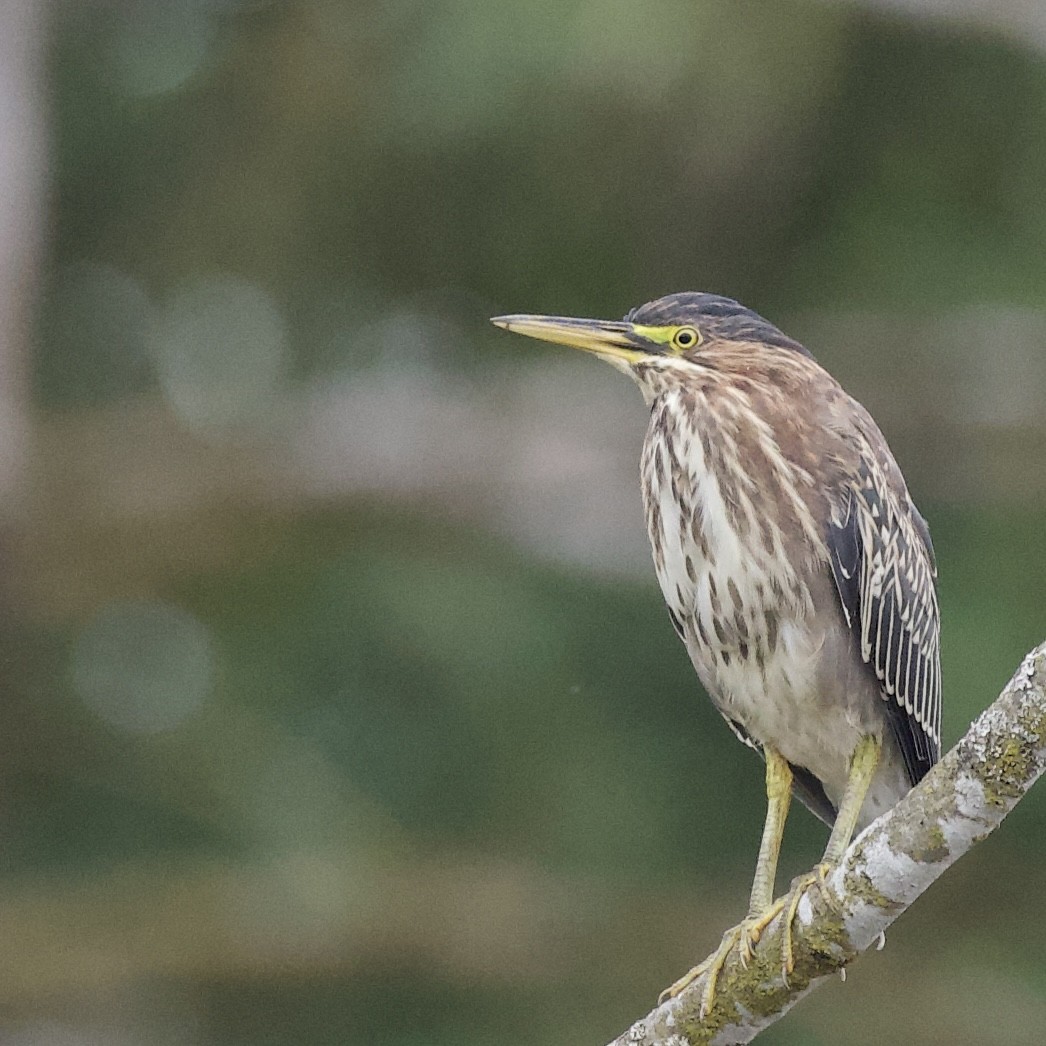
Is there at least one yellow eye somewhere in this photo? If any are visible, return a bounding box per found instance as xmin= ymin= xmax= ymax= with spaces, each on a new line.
xmin=672 ymin=326 xmax=700 ymax=351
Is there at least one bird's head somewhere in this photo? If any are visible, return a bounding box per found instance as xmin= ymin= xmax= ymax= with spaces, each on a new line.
xmin=492 ymin=292 xmax=811 ymax=400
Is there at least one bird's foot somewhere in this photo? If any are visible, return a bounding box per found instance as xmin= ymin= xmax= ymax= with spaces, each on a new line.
xmin=658 ymin=901 xmax=787 ymax=1018
xmin=779 ymin=862 xmax=834 ymax=978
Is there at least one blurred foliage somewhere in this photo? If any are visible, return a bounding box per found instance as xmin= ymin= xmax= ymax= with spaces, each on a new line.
xmin=39 ymin=0 xmax=1046 ymax=403
xmin=7 ymin=0 xmax=1046 ymax=1043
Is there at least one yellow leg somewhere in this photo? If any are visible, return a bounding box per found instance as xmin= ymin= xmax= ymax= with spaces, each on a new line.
xmin=779 ymin=734 xmax=882 ymax=976
xmin=659 ymin=747 xmax=793 ymax=1016
xmin=823 ymin=734 xmax=881 ymax=864
xmin=747 ymin=746 xmax=793 ymax=917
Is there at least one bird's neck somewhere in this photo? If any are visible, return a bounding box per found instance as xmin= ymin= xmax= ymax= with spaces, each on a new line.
xmin=640 ymin=378 xmax=826 ymax=588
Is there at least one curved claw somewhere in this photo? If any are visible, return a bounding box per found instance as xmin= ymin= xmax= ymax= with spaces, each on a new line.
xmin=780 ymin=862 xmax=834 ymax=975
xmin=659 ymin=901 xmax=788 ymax=1018
xmin=657 ymin=925 xmax=743 ymax=1017
xmin=660 ymin=864 xmax=841 ymax=1015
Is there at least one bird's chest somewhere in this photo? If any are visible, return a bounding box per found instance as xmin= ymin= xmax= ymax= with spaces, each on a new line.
xmin=639 ymin=400 xmax=821 ymax=723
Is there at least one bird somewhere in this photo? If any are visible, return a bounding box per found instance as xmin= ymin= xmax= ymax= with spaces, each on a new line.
xmin=491 ymin=292 xmax=941 ymax=1016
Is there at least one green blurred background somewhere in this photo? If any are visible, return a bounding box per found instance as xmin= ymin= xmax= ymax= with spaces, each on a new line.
xmin=2 ymin=0 xmax=1045 ymax=1043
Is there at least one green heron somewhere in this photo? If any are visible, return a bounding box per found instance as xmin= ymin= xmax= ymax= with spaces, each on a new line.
xmin=492 ymin=293 xmax=941 ymax=1015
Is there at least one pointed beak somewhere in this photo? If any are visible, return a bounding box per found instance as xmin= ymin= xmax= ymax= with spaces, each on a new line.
xmin=490 ymin=314 xmax=650 ymax=364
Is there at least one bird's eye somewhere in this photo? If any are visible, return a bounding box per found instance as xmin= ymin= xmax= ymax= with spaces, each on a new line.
xmin=672 ymin=326 xmax=700 ymax=350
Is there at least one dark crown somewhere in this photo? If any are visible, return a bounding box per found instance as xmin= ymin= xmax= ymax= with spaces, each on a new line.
xmin=625 ymin=293 xmax=811 ymax=357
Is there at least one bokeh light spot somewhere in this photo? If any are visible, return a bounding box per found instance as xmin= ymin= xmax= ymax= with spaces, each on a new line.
xmin=149 ymin=273 xmax=288 ymax=434
xmin=71 ymin=600 xmax=215 ymax=734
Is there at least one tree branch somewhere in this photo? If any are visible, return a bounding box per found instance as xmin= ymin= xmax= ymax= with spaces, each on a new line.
xmin=609 ymin=641 xmax=1046 ymax=1046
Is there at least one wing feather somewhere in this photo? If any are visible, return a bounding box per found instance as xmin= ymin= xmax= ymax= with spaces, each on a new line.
xmin=827 ymin=454 xmax=941 ymax=784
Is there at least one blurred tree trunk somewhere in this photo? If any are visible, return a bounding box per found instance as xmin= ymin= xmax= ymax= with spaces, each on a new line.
xmin=0 ymin=0 xmax=47 ymax=523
